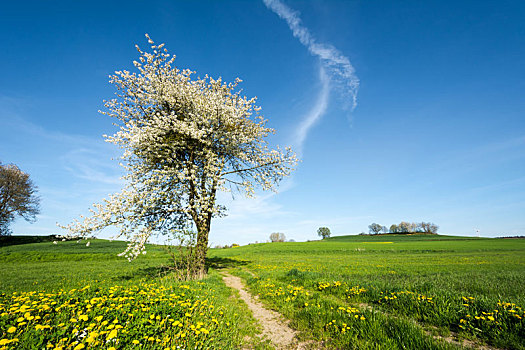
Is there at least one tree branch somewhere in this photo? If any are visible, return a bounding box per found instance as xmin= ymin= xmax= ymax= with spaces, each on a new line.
xmin=222 ymin=160 xmax=279 ymax=176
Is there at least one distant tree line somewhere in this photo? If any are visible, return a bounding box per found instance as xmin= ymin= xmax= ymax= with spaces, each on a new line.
xmin=214 ymin=243 xmax=240 ymax=249
xmin=368 ymin=221 xmax=438 ymax=235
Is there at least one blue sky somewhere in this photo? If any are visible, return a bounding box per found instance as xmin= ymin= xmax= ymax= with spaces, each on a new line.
xmin=1 ymin=0 xmax=524 ymax=245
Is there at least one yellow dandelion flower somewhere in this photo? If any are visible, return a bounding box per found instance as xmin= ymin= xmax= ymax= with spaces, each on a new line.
xmin=35 ymin=324 xmax=51 ymax=330
xmin=7 ymin=327 xmax=16 ymax=333
xmin=73 ymin=344 xmax=85 ymax=350
xmin=107 ymin=329 xmax=118 ymax=339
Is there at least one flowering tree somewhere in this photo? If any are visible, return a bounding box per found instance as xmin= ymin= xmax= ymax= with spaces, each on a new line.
xmin=269 ymin=232 xmax=286 ymax=242
xmin=62 ymin=35 xmax=297 ymax=277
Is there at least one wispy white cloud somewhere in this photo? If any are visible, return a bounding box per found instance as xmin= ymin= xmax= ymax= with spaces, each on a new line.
xmin=208 ymin=1 xmax=361 ymax=244
xmin=263 ymin=0 xmax=359 ymax=151
xmin=60 ymin=148 xmax=122 ymax=185
xmin=467 ymin=176 xmax=525 ymax=195
xmin=0 ymin=113 xmax=107 ymax=151
xmin=294 ymin=66 xmax=330 ymax=151
xmin=0 ymin=99 xmax=125 ymax=236
xmin=0 ymin=110 xmax=122 ymax=185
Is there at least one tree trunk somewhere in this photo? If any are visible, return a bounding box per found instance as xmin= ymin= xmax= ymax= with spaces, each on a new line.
xmin=194 ymin=222 xmax=209 ymax=279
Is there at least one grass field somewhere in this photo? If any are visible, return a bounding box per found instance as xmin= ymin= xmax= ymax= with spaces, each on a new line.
xmin=1 ymin=234 xmax=524 ymax=349
xmin=211 ymin=234 xmax=525 ymax=349
xmin=0 ymin=237 xmax=268 ymax=350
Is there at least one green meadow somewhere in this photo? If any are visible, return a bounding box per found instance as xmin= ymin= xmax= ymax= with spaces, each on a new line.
xmin=212 ymin=234 xmax=525 ymax=349
xmin=1 ymin=234 xmax=524 ymax=349
xmin=0 ymin=237 xmax=267 ymax=350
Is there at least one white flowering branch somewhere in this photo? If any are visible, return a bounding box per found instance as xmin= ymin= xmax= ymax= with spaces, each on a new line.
xmin=60 ymin=34 xmax=297 ymax=272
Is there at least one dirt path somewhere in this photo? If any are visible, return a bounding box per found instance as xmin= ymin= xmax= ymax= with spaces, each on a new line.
xmin=221 ymin=272 xmax=310 ymax=350
xmin=221 ymin=273 xmax=499 ymax=350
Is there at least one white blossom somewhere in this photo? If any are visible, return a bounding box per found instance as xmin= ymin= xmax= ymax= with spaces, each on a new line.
xmin=60 ymin=35 xmax=297 ymax=265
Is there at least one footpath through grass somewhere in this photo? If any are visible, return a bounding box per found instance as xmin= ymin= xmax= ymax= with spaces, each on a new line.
xmin=211 ymin=234 xmax=525 ymax=349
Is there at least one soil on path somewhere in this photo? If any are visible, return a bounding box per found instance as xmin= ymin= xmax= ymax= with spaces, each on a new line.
xmin=221 ymin=272 xmax=312 ymax=350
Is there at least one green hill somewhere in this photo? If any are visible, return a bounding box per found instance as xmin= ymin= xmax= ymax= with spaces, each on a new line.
xmin=0 ymin=234 xmax=59 ymax=247
xmin=325 ymin=233 xmax=483 ymax=242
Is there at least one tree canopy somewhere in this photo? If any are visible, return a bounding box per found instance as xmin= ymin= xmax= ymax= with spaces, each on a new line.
xmin=62 ymin=35 xmax=297 ymax=276
xmin=317 ymin=227 xmax=331 ymax=239
xmin=0 ymin=163 xmax=40 ymax=236
xmin=269 ymin=232 xmax=286 ymax=242
xmin=368 ymin=223 xmax=383 ymax=235
xmin=370 ymin=221 xmax=439 ymax=234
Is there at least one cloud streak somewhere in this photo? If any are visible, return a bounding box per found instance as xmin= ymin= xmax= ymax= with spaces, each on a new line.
xmin=263 ymin=0 xmax=359 ymax=151
xmin=294 ymin=66 xmax=330 ymax=150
